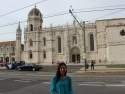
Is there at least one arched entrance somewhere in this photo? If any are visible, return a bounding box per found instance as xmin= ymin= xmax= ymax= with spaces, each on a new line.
xmin=70 ymin=47 xmax=80 ymax=63
xmin=5 ymin=57 xmax=9 ymax=62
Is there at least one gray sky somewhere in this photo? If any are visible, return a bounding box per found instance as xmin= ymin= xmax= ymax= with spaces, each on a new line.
xmin=0 ymin=0 xmax=125 ymax=43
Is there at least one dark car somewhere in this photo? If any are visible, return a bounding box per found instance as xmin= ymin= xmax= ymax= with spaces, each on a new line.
xmin=6 ymin=61 xmax=25 ymax=69
xmin=17 ymin=63 xmax=42 ymax=71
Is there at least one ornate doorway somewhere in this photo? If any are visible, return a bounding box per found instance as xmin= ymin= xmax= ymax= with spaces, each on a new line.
xmin=70 ymin=47 xmax=80 ymax=63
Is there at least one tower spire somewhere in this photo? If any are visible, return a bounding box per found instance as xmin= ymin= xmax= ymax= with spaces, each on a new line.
xmin=35 ymin=4 xmax=36 ymax=8
xmin=17 ymin=22 xmax=21 ymax=31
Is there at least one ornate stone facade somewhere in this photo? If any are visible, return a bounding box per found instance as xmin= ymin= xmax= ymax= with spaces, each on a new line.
xmin=1 ymin=7 xmax=125 ymax=64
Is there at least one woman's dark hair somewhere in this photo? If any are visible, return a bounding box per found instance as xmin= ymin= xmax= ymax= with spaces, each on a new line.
xmin=56 ymin=62 xmax=67 ymax=83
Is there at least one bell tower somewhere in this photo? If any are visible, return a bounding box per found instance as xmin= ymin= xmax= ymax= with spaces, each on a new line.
xmin=27 ymin=5 xmax=43 ymax=32
xmin=15 ymin=22 xmax=22 ymax=61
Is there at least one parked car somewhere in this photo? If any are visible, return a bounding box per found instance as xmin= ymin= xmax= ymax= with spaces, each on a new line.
xmin=17 ymin=63 xmax=42 ymax=71
xmin=6 ymin=61 xmax=25 ymax=69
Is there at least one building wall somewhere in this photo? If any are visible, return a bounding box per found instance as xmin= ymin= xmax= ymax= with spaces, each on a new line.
xmin=0 ymin=43 xmax=16 ymax=62
xmin=106 ymin=25 xmax=125 ymax=63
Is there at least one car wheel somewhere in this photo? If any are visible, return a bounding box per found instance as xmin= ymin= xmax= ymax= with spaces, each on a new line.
xmin=18 ymin=68 xmax=21 ymax=71
xmin=32 ymin=68 xmax=35 ymax=71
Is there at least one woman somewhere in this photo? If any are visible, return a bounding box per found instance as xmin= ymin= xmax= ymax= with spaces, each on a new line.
xmin=50 ymin=62 xmax=73 ymax=94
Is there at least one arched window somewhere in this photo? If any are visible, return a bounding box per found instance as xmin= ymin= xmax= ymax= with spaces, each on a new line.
xmin=43 ymin=50 xmax=46 ymax=58
xmin=73 ymin=36 xmax=77 ymax=44
xmin=29 ymin=39 xmax=33 ymax=46
xmin=5 ymin=57 xmax=9 ymax=62
xmin=58 ymin=37 xmax=61 ymax=53
xmin=120 ymin=29 xmax=125 ymax=36
xmin=12 ymin=58 xmax=15 ymax=61
xmin=90 ymin=34 xmax=94 ymax=51
xmin=43 ymin=37 xmax=46 ymax=46
xmin=29 ymin=50 xmax=33 ymax=59
xmin=30 ymin=24 xmax=33 ymax=31
xmin=13 ymin=47 xmax=15 ymax=52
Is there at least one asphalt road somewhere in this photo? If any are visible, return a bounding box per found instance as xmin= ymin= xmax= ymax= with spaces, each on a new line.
xmin=0 ymin=78 xmax=125 ymax=94
xmin=0 ymin=65 xmax=125 ymax=94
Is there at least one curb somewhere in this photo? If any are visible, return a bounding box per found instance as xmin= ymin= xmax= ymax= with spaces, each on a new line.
xmin=0 ymin=67 xmax=6 ymax=69
xmin=75 ymin=70 xmax=125 ymax=74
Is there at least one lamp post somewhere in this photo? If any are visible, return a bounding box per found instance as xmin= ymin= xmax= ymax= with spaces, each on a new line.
xmin=69 ymin=9 xmax=87 ymax=71
xmin=83 ymin=21 xmax=87 ymax=71
xmin=104 ymin=54 xmax=107 ymax=68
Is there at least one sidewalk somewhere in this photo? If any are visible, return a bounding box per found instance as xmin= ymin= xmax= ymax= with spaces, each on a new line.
xmin=0 ymin=66 xmax=6 ymax=69
xmin=75 ymin=65 xmax=125 ymax=74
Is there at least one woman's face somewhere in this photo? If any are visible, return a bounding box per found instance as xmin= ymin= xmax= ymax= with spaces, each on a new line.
xmin=60 ymin=65 xmax=67 ymax=75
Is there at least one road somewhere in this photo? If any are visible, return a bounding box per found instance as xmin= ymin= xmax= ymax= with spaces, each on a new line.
xmin=0 ymin=65 xmax=125 ymax=94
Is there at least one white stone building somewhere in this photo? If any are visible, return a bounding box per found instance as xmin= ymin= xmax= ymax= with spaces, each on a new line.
xmin=0 ymin=6 xmax=125 ymax=64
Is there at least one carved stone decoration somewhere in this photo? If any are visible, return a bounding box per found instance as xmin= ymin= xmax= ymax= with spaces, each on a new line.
xmin=70 ymin=47 xmax=80 ymax=54
xmin=120 ymin=29 xmax=125 ymax=36
xmin=29 ymin=33 xmax=35 ymax=40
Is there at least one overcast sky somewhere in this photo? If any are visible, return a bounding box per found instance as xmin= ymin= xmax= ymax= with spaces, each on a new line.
xmin=0 ymin=0 xmax=125 ymax=43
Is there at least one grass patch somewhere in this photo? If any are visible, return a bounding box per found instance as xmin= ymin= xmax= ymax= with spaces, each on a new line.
xmin=106 ymin=65 xmax=125 ymax=68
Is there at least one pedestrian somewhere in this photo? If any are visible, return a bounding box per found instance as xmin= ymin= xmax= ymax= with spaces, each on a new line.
xmin=50 ymin=62 xmax=73 ymax=94
xmin=91 ymin=60 xmax=95 ymax=70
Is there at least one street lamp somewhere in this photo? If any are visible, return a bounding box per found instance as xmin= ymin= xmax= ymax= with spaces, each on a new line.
xmin=69 ymin=9 xmax=87 ymax=71
xmin=104 ymin=54 xmax=107 ymax=67
xmin=83 ymin=21 xmax=87 ymax=71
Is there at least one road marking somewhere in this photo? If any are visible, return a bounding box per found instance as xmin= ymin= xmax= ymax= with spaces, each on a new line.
xmin=9 ymin=74 xmax=21 ymax=75
xmin=0 ymin=73 xmax=4 ymax=74
xmin=0 ymin=79 xmax=4 ymax=81
xmin=26 ymin=74 xmax=54 ymax=76
xmin=14 ymin=80 xmax=30 ymax=82
xmin=43 ymin=82 xmax=51 ymax=84
xmin=21 ymin=79 xmax=36 ymax=81
xmin=105 ymin=84 xmax=125 ymax=86
xmin=121 ymin=81 xmax=125 ymax=83
xmin=82 ymin=82 xmax=105 ymax=84
xmin=79 ymin=84 xmax=102 ymax=86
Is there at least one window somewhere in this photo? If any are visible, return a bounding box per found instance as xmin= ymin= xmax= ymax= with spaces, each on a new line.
xmin=29 ymin=50 xmax=33 ymax=59
xmin=73 ymin=36 xmax=77 ymax=44
xmin=58 ymin=37 xmax=61 ymax=53
xmin=90 ymin=34 xmax=94 ymax=51
xmin=43 ymin=50 xmax=46 ymax=58
xmin=30 ymin=54 xmax=32 ymax=58
xmin=30 ymin=24 xmax=33 ymax=31
xmin=120 ymin=29 xmax=125 ymax=36
xmin=13 ymin=47 xmax=15 ymax=52
xmin=29 ymin=39 xmax=33 ymax=46
xmin=43 ymin=38 xmax=46 ymax=46
xmin=12 ymin=58 xmax=15 ymax=61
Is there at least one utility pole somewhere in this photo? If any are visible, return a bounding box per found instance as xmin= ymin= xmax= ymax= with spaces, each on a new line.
xmin=69 ymin=9 xmax=87 ymax=71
